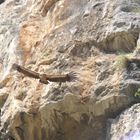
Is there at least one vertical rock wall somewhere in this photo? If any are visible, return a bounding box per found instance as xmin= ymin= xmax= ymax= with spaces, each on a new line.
xmin=0 ymin=0 xmax=140 ymax=140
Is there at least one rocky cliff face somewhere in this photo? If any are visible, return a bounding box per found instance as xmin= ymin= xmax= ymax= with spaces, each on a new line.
xmin=107 ymin=103 xmax=140 ymax=140
xmin=0 ymin=0 xmax=140 ymax=140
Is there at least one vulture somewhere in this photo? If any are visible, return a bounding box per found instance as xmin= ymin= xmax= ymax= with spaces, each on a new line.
xmin=12 ymin=63 xmax=77 ymax=84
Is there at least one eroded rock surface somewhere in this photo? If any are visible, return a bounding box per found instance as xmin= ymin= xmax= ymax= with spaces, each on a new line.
xmin=107 ymin=103 xmax=140 ymax=140
xmin=0 ymin=0 xmax=140 ymax=140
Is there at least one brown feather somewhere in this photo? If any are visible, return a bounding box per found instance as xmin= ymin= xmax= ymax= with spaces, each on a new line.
xmin=13 ymin=63 xmax=77 ymax=84
xmin=12 ymin=63 xmax=40 ymax=79
xmin=42 ymin=72 xmax=77 ymax=82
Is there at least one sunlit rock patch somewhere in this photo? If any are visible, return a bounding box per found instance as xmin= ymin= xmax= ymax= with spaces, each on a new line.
xmin=0 ymin=0 xmax=140 ymax=140
xmin=121 ymin=130 xmax=140 ymax=140
xmin=107 ymin=104 xmax=140 ymax=140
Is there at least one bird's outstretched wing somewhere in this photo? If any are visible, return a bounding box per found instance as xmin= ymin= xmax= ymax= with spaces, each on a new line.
xmin=12 ymin=63 xmax=77 ymax=84
xmin=39 ymin=72 xmax=77 ymax=83
xmin=12 ymin=63 xmax=40 ymax=79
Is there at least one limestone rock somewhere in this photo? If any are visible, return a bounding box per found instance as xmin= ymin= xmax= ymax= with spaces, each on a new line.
xmin=0 ymin=0 xmax=140 ymax=140
xmin=107 ymin=103 xmax=140 ymax=140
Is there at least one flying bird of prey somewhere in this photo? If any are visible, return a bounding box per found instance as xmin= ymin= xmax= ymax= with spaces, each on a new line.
xmin=12 ymin=63 xmax=77 ymax=84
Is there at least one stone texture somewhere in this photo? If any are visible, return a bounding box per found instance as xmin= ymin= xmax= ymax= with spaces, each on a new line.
xmin=107 ymin=103 xmax=140 ymax=140
xmin=0 ymin=0 xmax=140 ymax=140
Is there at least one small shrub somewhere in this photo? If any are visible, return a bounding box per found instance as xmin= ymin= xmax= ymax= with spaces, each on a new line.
xmin=135 ymin=88 xmax=140 ymax=98
xmin=132 ymin=8 xmax=140 ymax=13
xmin=114 ymin=55 xmax=130 ymax=70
